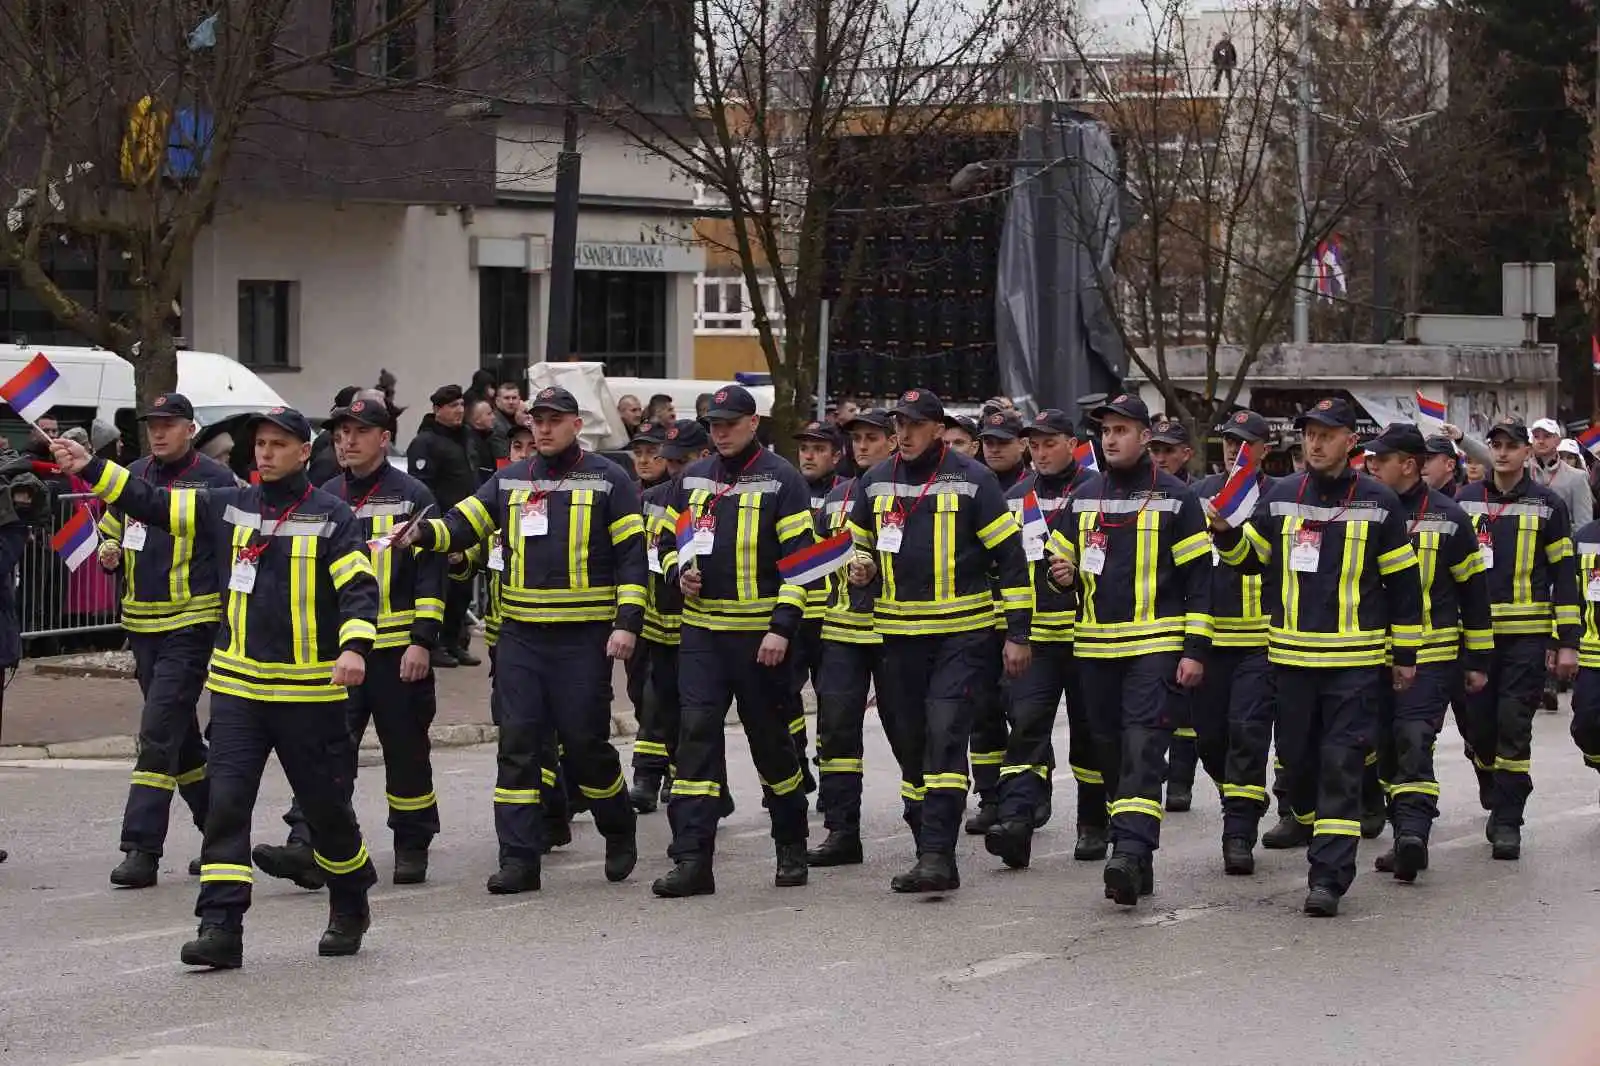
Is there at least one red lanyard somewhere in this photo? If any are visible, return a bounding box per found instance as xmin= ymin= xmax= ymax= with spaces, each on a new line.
xmin=238 ymin=484 xmax=312 ymax=564
xmin=144 ymin=451 xmax=200 ymax=487
xmin=1484 ymin=482 xmax=1518 ymax=524
xmin=343 ymin=468 xmax=387 ymax=514
xmin=1295 ymin=472 xmax=1358 ymax=532
xmin=1096 ymin=465 xmax=1156 ymax=531
xmin=1406 ymin=488 xmax=1428 ymax=536
xmin=697 ymin=449 xmax=762 ymax=520
xmin=529 ymin=453 xmax=582 ymax=509
xmin=890 ymin=445 xmax=946 ymax=522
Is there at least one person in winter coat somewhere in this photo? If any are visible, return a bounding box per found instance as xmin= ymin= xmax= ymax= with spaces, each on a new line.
xmin=406 ymin=385 xmax=483 ymax=666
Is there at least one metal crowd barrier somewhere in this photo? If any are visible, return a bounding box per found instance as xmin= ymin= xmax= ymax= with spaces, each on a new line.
xmin=19 ymin=491 xmax=121 ymax=640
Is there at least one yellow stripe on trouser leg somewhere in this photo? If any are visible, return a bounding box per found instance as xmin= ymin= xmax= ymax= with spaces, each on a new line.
xmin=788 ymin=717 xmax=805 ymax=736
xmin=670 ymin=779 xmax=723 ymax=797
xmin=970 ymin=751 xmax=1004 ymax=766
xmin=494 ymin=787 xmax=541 ymax=805
xmin=764 ymin=769 xmax=805 ymax=796
xmin=818 ymin=758 xmax=863 ymax=773
xmin=634 ymin=740 xmax=670 ymax=758
xmin=1312 ymin=818 xmax=1361 ymax=837
xmin=1070 ymin=764 xmax=1104 ymax=785
xmin=175 ymin=766 xmax=206 ymax=786
xmin=200 ymin=863 xmax=253 ymax=883
xmin=314 ymin=843 xmax=371 ymax=875
xmin=899 ymin=780 xmax=926 ymax=802
xmin=131 ymin=771 xmax=177 ymax=790
xmin=386 ymin=791 xmax=437 ymax=812
xmin=579 ymin=775 xmax=626 ymax=800
xmin=1109 ymin=797 xmax=1164 ymax=820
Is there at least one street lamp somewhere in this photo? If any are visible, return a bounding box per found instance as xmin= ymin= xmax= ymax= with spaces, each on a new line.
xmin=949 ymin=157 xmax=1069 ymax=196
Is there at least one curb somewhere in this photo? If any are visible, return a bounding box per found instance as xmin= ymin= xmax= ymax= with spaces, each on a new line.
xmin=30 ymin=662 xmax=138 ymax=681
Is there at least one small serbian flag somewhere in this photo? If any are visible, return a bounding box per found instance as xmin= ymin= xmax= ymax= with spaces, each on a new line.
xmin=0 ymin=353 xmax=61 ymax=424
xmin=1211 ymin=450 xmax=1260 ymax=528
xmin=1019 ymin=489 xmax=1048 ymax=543
xmin=1578 ymin=424 xmax=1600 ymax=458
xmin=1073 ymin=441 xmax=1099 ymax=474
xmin=674 ymin=507 xmax=696 ymax=560
xmin=1415 ymin=390 xmax=1446 ymax=422
xmin=778 ymin=530 xmax=853 ymax=586
xmin=51 ymin=504 xmax=99 ymax=571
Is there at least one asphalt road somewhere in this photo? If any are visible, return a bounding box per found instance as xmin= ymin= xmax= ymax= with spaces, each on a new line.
xmin=3 ymin=709 xmax=1599 ymax=1066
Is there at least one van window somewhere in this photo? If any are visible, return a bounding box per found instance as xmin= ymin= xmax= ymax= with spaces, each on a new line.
xmin=115 ymin=407 xmax=138 ymax=458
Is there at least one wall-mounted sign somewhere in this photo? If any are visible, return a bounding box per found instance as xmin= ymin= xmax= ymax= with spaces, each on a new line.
xmin=575 ymin=241 xmax=702 ymax=273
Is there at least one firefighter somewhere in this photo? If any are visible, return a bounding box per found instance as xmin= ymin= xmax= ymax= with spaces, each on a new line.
xmin=807 ymin=408 xmax=897 ymax=866
xmin=1211 ymin=397 xmax=1423 ymax=916
xmin=942 ymin=415 xmax=980 ymax=459
xmin=1190 ymin=410 xmax=1276 ymax=873
xmin=1363 ymin=423 xmax=1492 ymax=880
xmin=95 ymin=393 xmax=237 ymax=889
xmin=1050 ymin=395 xmax=1210 ymax=904
xmin=253 ymin=396 xmax=448 ymax=888
xmin=55 ymin=409 xmax=381 ymax=968
xmin=790 ymin=419 xmax=845 ymax=796
xmin=1147 ymin=416 xmax=1200 ymax=812
xmin=651 ymin=385 xmax=819 ymax=897
xmin=1569 ymin=513 xmax=1600 ymax=787
xmin=623 ymin=421 xmax=671 ymax=801
xmin=1455 ymin=417 xmax=1579 ymax=860
xmin=1422 ymin=436 xmax=1461 ymax=495
xmin=845 ymin=389 xmax=1032 ymax=893
xmin=984 ymin=408 xmax=1103 ymax=869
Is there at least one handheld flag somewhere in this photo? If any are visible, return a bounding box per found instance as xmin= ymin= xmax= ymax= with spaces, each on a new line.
xmin=1073 ymin=441 xmax=1099 ymax=474
xmin=51 ymin=504 xmax=99 ymax=572
xmin=1019 ymin=489 xmax=1048 ymax=543
xmin=777 ymin=530 xmax=853 ymax=587
xmin=1579 ymin=424 xmax=1600 ymax=459
xmin=0 ymin=353 xmax=62 ymax=425
xmin=673 ymin=507 xmax=699 ymax=569
xmin=1414 ymin=390 xmax=1446 ymax=422
xmin=1211 ymin=450 xmax=1260 ymax=528
xmin=1592 ymin=335 xmax=1600 ymax=373
xmin=369 ymin=504 xmax=433 ymax=553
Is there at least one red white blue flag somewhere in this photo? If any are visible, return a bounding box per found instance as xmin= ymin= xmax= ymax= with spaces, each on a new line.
xmin=777 ymin=530 xmax=853 ymax=587
xmin=1211 ymin=449 xmax=1260 ymax=528
xmin=1073 ymin=441 xmax=1099 ymax=474
xmin=1578 ymin=424 xmax=1600 ymax=459
xmin=0 ymin=353 xmax=61 ymax=424
xmin=51 ymin=504 xmax=99 ymax=572
xmin=1414 ymin=390 xmax=1446 ymax=422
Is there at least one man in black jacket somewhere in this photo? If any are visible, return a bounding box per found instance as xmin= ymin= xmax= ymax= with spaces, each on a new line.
xmin=309 ymin=386 xmax=359 ymax=486
xmin=407 ymin=385 xmax=482 ymax=666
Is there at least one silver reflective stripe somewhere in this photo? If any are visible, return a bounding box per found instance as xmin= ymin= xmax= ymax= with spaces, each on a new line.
xmin=1458 ymin=500 xmax=1552 ymax=519
xmin=810 ymin=496 xmax=827 ymax=510
xmin=1411 ymin=519 xmax=1457 ymax=536
xmin=499 ymin=477 xmax=613 ymax=494
xmin=864 ymin=480 xmax=978 ymax=499
xmin=1039 ymin=496 xmax=1068 ymax=513
xmin=824 ymin=498 xmax=849 ymax=516
xmin=1071 ymin=496 xmax=1183 ymax=514
xmin=354 ymin=501 xmax=414 ymax=519
xmin=222 ymin=505 xmax=334 ymax=537
xmin=682 ymin=476 xmax=781 ymax=495
xmin=1578 ymin=541 xmax=1600 ymax=557
xmin=643 ymin=503 xmax=670 ymax=520
xmin=1267 ymin=501 xmax=1387 ymax=523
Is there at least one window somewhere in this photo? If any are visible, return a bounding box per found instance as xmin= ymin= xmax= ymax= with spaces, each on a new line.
xmin=479 ymin=267 xmax=530 ymax=381
xmin=329 ymin=0 xmax=357 ymax=83
xmin=693 ymin=272 xmax=782 ymax=334
xmin=384 ymin=0 xmax=417 ymax=78
xmin=432 ymin=0 xmax=457 ymax=82
xmin=571 ymin=272 xmax=666 ymax=378
xmin=238 ymin=281 xmax=294 ymax=368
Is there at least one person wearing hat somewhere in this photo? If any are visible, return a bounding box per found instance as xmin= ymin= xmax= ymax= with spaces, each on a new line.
xmin=93 ymin=393 xmax=237 ymax=891
xmin=405 ymin=384 xmax=483 ymax=667
xmin=253 ymin=395 xmax=448 ymax=891
xmin=979 ymin=408 xmax=1104 ymax=871
xmin=1454 ymin=417 xmax=1580 ymax=862
xmin=621 ymin=420 xmax=672 ymax=795
xmin=805 ymin=408 xmax=899 ymax=868
xmin=1421 ymin=434 xmax=1460 ymax=495
xmin=1144 ymin=415 xmax=1203 ymax=813
xmin=309 ymin=385 xmax=360 ymax=485
xmin=1530 ymin=418 xmax=1594 ymax=529
xmin=843 ymin=388 xmax=1034 ymax=894
xmin=1187 ymin=409 xmax=1282 ymax=872
xmin=1210 ymin=396 xmax=1424 ymax=916
xmin=54 ymin=407 xmax=383 ymax=967
xmin=397 ymin=385 xmax=646 ymax=895
xmin=630 ymin=421 xmax=670 ymax=488
xmin=1148 ymin=417 xmax=1195 ymax=483
xmin=1566 ymin=507 xmax=1600 ymax=803
xmin=647 ymin=386 xmax=821 ymax=898
xmin=942 ymin=414 xmax=980 ymax=459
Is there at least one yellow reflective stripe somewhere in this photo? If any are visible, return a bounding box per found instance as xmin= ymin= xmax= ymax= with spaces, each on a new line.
xmin=609 ymin=512 xmax=644 ymax=544
xmin=847 ymin=519 xmax=873 ymax=547
xmin=290 ymin=536 xmax=317 ymax=664
xmin=776 ymin=510 xmax=812 ymax=542
xmin=494 ymin=787 xmax=541 ymax=805
xmin=777 ymin=584 xmax=808 ymax=610
xmin=1184 ymin=612 xmax=1214 ymax=639
xmin=131 ymin=770 xmax=176 ymax=790
xmin=899 ymin=780 xmax=927 ymax=801
xmin=169 ymin=487 xmax=199 ymax=537
xmin=200 ymin=863 xmax=253 ymax=883
xmin=1389 ymin=623 xmax=1423 ymax=649
xmin=386 ymin=791 xmax=437 ymax=811
xmin=1514 ymin=515 xmax=1535 ymax=605
xmin=1547 ymin=536 xmax=1573 ymax=564
xmin=1313 ymin=818 xmax=1361 ymax=837
xmin=175 ymin=765 xmax=207 ymax=786
xmin=569 ymin=489 xmax=595 ymax=590
xmin=970 ymin=750 xmax=1004 ymax=766
xmin=765 ymin=769 xmax=806 ymax=796
xmin=415 ymin=596 xmax=445 ymax=621
xmin=1134 ymin=509 xmax=1159 ymax=623
xmin=1494 ymin=756 xmax=1531 ymax=773
xmin=169 ymin=490 xmax=196 ymax=603
xmin=456 ymin=496 xmax=494 ymax=540
xmin=98 ymin=511 xmax=124 ymax=539
xmin=1068 ymin=764 xmax=1102 ymax=784
xmin=1219 ymin=534 xmax=1254 ymax=566
xmin=633 ymin=740 xmax=670 ymax=757
xmin=1387 ymin=781 xmax=1440 ymax=797
xmin=226 ymin=524 xmax=251 ymax=656
xmin=93 ymin=461 xmax=130 ymax=502
xmin=1376 ymin=542 xmax=1417 ymax=575
xmin=1449 ymin=550 xmax=1486 ymax=581
xmin=999 ymin=584 xmax=1032 ymax=609
xmin=1464 ymin=627 xmax=1495 ymax=652
xmin=205 ymin=675 xmax=348 ymax=703
xmin=976 ymin=511 xmax=1019 ymax=549
xmin=339 ymin=618 xmax=377 ymax=644
xmin=999 ymin=764 xmax=1051 ymax=780
xmin=1243 ymin=523 xmax=1272 ymax=562
xmin=617 ymin=583 xmax=648 ymax=608
xmin=579 ymin=774 xmax=626 ymax=800
xmin=1171 ymin=530 xmax=1210 ymax=565
xmin=1109 ymin=797 xmax=1164 ymax=819
xmin=818 ymin=758 xmax=864 ymax=773
xmin=923 ymin=771 xmax=968 ymax=791
xmin=329 ymin=549 xmax=373 ymax=590
xmin=210 ymin=650 xmax=334 ymax=679
xmin=313 ymin=844 xmax=371 ymax=875
xmin=670 ymin=779 xmax=724 ymax=797
xmin=1220 ymin=784 xmax=1268 ymax=801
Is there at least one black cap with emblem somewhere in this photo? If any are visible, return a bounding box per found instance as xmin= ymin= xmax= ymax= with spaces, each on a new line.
xmin=1423 ymin=434 xmax=1458 ymax=458
xmin=844 ymin=408 xmax=895 ymax=434
xmin=793 ymin=420 xmax=843 ymax=447
xmin=704 ymin=385 xmax=757 ymax=420
xmin=1365 ymin=422 xmax=1427 ymax=457
xmin=1218 ymin=410 xmax=1270 ymax=443
xmin=1149 ymin=418 xmax=1190 ymax=446
xmin=1090 ymin=393 xmax=1151 ymax=426
xmin=1293 ymin=397 xmax=1358 ymax=431
xmin=1485 ymin=417 xmax=1530 ymax=444
xmin=138 ymin=393 xmax=195 ymax=422
xmin=528 ymin=386 xmax=579 ymax=415
xmin=978 ymin=409 xmax=1025 ymax=440
xmin=1021 ymin=409 xmax=1078 ymax=438
xmin=246 ymin=406 xmax=314 ymax=443
xmin=328 ymin=397 xmax=392 ymax=431
xmin=890 ymin=388 xmax=945 ymax=423
xmin=661 ymin=418 xmax=710 ymax=459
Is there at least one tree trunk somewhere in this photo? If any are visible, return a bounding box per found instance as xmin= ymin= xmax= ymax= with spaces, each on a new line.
xmin=130 ymin=325 xmax=179 ymax=458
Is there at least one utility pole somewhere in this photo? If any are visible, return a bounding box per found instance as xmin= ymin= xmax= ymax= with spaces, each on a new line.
xmin=1293 ymin=0 xmax=1312 ymax=345
xmin=544 ymin=103 xmax=582 ymax=362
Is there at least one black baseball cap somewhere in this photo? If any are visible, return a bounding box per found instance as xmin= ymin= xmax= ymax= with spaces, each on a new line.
xmin=508 ymin=415 xmax=534 ymax=439
xmin=1218 ymin=410 xmax=1270 ymax=443
xmin=528 ymin=386 xmax=579 ymax=415
xmin=942 ymin=413 xmax=978 ymax=435
xmin=1090 ymin=393 xmax=1151 ymax=426
xmin=1294 ymin=397 xmax=1358 ymax=431
xmin=1366 ymin=422 xmax=1427 ymax=457
xmin=1022 ymin=409 xmax=1078 ymax=437
xmin=1423 ymin=434 xmax=1458 ymax=458
xmin=844 ymin=408 xmax=894 ymax=433
xmin=138 ymin=393 xmax=194 ymax=421
xmin=890 ymin=388 xmax=945 ymax=423
xmin=430 ymin=384 xmax=464 ymax=407
xmin=328 ymin=396 xmax=393 ymax=431
xmin=793 ymin=420 xmax=843 ymax=447
xmin=1149 ymin=418 xmax=1190 ymax=446
xmin=661 ymin=418 xmax=710 ymax=459
xmin=978 ymin=409 xmax=1026 ymax=440
xmin=1486 ymin=418 xmax=1530 ymax=444
xmin=631 ymin=420 xmax=668 ymax=445
xmin=704 ymin=385 xmax=757 ymax=420
xmin=246 ymin=406 xmax=314 ymax=444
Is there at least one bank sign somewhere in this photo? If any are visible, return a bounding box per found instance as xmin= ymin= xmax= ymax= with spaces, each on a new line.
xmin=575 ymin=241 xmax=701 ymax=273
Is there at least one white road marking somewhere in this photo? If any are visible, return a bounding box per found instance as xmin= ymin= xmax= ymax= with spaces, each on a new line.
xmin=400 ymin=971 xmax=462 ymax=987
xmin=931 ymin=1032 xmax=984 ymax=1049
xmin=726 ymin=829 xmax=770 ymax=840
xmin=442 ymin=767 xmax=473 ymax=775
xmin=42 ymin=890 xmax=105 ymax=904
xmin=65 ymin=1048 xmax=316 ymax=1065
xmin=118 ymin=962 xmax=175 ymax=976
xmin=1167 ymin=969 xmax=1207 ymax=982
xmin=0 ymin=758 xmax=126 ymax=771
xmin=1135 ymin=907 xmax=1215 ymax=928
xmin=1350 ymin=915 xmax=1383 ymax=923
xmin=79 ymin=926 xmax=192 ymax=948
xmin=369 ymin=884 xmax=455 ymax=903
xmin=631 ymin=1011 xmax=821 ymax=1054
xmin=140 ymin=1022 xmax=218 ymax=1041
xmin=732 ymin=905 xmax=801 ymax=919
xmin=817 ymin=960 xmax=853 ymax=971
xmin=972 ymin=918 xmax=1033 ymax=932
xmin=937 ymin=951 xmax=1049 ymax=984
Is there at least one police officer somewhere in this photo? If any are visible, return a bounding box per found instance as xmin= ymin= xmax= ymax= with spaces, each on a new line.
xmin=1191 ymin=410 xmax=1276 ymax=874
xmin=253 ymin=395 xmax=448 ymax=888
xmin=1147 ymin=416 xmax=1201 ymax=811
xmin=403 ymin=385 xmax=645 ymax=893
xmin=1055 ymin=395 xmax=1210 ymax=905
xmin=1456 ymin=417 xmax=1579 ymax=860
xmin=846 ymin=389 xmax=1032 ymax=893
xmin=1212 ymin=397 xmax=1423 ymax=916
xmin=1363 ymin=423 xmax=1492 ymax=880
xmin=790 ymin=419 xmax=846 ymax=795
xmin=56 ymin=408 xmax=382 ymax=968
xmin=652 ymin=385 xmax=819 ymax=897
xmin=807 ymin=408 xmax=897 ymax=866
xmin=985 ymin=408 xmax=1102 ymax=869
xmin=96 ymin=393 xmax=236 ymax=889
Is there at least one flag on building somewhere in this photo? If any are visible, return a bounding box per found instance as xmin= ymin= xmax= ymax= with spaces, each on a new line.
xmin=1414 ymin=390 xmax=1446 ymax=422
xmin=1211 ymin=450 xmax=1261 ymax=528
xmin=777 ymin=530 xmax=853 ymax=587
xmin=1073 ymin=441 xmax=1099 ymax=474
xmin=51 ymin=505 xmax=99 ymax=572
xmin=0 ymin=353 xmax=62 ymax=424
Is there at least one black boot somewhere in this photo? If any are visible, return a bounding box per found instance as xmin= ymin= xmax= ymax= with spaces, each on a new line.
xmin=1391 ymin=834 xmax=1427 ymax=882
xmin=451 ymin=646 xmax=482 ymax=667
xmin=629 ymin=773 xmax=661 ymax=814
xmin=1103 ymin=853 xmax=1142 ymax=906
xmin=890 ymin=852 xmax=959 ymax=893
xmin=1489 ymin=823 xmax=1521 ymax=861
xmin=604 ymin=830 xmax=638 ymax=883
xmin=1139 ymin=856 xmax=1154 ymax=897
xmin=1074 ymin=823 xmax=1109 ymax=861
xmin=1374 ymin=848 xmax=1396 ymax=873
xmin=0 ymin=848 xmax=8 ymax=863
xmin=252 ymin=843 xmax=326 ymax=890
xmin=1222 ymin=836 xmax=1255 ymax=876
xmin=1261 ymin=814 xmax=1310 ymax=849
xmin=1303 ymin=885 xmax=1340 ymax=917
xmin=180 ymin=924 xmax=243 ymax=969
xmin=1360 ymin=804 xmax=1387 ymax=839
xmin=775 ymin=843 xmax=808 ymax=887
xmin=652 ymin=857 xmax=715 ymax=898
xmin=110 ymin=850 xmax=159 ymax=888
xmin=660 ymin=773 xmax=674 ymax=805
xmin=429 ymin=647 xmax=458 ymax=669
xmin=964 ymin=801 xmax=1000 ymax=836
xmin=188 ymin=858 xmax=201 ymax=877
xmin=542 ymin=816 xmax=572 ymax=853
xmin=806 ymin=830 xmax=863 ymax=867
xmin=318 ymin=904 xmax=371 ymax=957
xmin=1033 ymin=788 xmax=1053 ymax=829
xmin=393 ymin=848 xmax=428 ymax=885
xmin=984 ymin=820 xmax=1033 ymax=869
xmin=486 ymin=860 xmax=541 ymax=894
xmin=1164 ymin=782 xmax=1192 ymax=813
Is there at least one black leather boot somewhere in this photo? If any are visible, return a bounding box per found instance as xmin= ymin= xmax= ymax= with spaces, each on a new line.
xmin=806 ymin=830 xmax=863 ymax=867
xmin=1489 ymin=823 xmax=1521 ymax=860
xmin=1391 ymin=834 xmax=1427 ymax=882
xmin=180 ymin=924 xmax=243 ymax=969
xmin=630 ymin=773 xmax=661 ymax=814
xmin=251 ymin=842 xmax=326 ymax=890
xmin=1261 ymin=814 xmax=1311 ymax=850
xmin=890 ymin=851 xmax=959 ymax=893
xmin=188 ymin=857 xmax=201 ymax=876
xmin=318 ymin=904 xmax=371 ymax=957
xmin=392 ymin=848 xmax=428 ymax=885
xmin=1303 ymin=885 xmax=1340 ymax=917
xmin=604 ymin=830 xmax=638 ymax=883
xmin=1103 ymin=853 xmax=1142 ymax=906
xmin=964 ymin=801 xmax=1000 ymax=836
xmin=486 ymin=860 xmax=541 ymax=894
xmin=652 ymin=857 xmax=715 ymax=898
xmin=984 ymin=820 xmax=1033 ymax=869
xmin=774 ymin=843 xmax=808 ymax=887
xmin=1222 ymin=836 xmax=1255 ymax=876
xmin=110 ymin=850 xmax=159 ymax=888
xmin=1074 ymin=823 xmax=1109 ymax=861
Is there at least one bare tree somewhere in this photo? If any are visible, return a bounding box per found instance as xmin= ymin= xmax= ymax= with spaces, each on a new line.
xmin=0 ymin=0 xmax=513 ymax=410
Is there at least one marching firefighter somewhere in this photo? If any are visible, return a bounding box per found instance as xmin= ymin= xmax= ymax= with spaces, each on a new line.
xmin=1148 ymin=416 xmax=1200 ymax=811
xmin=1455 ymin=417 xmax=1579 ymax=860
xmin=623 ymin=420 xmax=671 ymax=799
xmin=789 ymin=419 xmax=845 ymax=795
xmin=253 ymin=395 xmax=448 ymax=888
xmin=651 ymin=385 xmax=819 ymax=897
xmin=1054 ymin=395 xmax=1211 ymax=905
xmin=1212 ymin=397 xmax=1422 ymax=916
xmin=400 ymin=385 xmax=645 ymax=893
xmin=845 ymin=389 xmax=1032 ymax=893
xmin=96 ymin=393 xmax=237 ymax=888
xmin=985 ymin=408 xmax=1103 ymax=870
xmin=807 ymin=408 xmax=897 ymax=867
xmin=55 ymin=408 xmax=382 ymax=968
xmin=1191 ymin=410 xmax=1276 ymax=874
xmin=1569 ymin=512 xmax=1600 ymax=787
xmin=1363 ymin=422 xmax=1492 ymax=881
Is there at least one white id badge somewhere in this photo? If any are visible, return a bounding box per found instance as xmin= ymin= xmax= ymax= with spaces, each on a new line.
xmin=122 ymin=521 xmax=147 ymax=551
xmin=488 ymin=541 xmax=506 ymax=572
xmin=521 ymin=500 xmax=549 ymax=537
xmin=1080 ymin=531 xmax=1108 ymax=575
xmin=1023 ymin=533 xmax=1045 ymax=562
xmin=1477 ymin=532 xmax=1494 ymax=570
xmin=1289 ymin=529 xmax=1321 ymax=573
xmin=1586 ymin=569 xmax=1600 ymax=603
xmin=647 ymin=543 xmax=663 ymax=574
xmin=877 ymin=525 xmax=903 ymax=554
xmin=691 ymin=518 xmax=716 ymax=556
xmin=228 ymin=558 xmax=258 ymax=594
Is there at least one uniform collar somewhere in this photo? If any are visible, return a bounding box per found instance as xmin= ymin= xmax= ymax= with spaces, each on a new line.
xmin=720 ymin=439 xmax=764 ymax=474
xmin=153 ymin=449 xmax=196 ymax=473
xmin=538 ymin=441 xmax=584 ymax=471
xmin=261 ymin=470 xmax=309 ymax=504
xmin=1105 ymin=452 xmax=1154 ymax=486
xmin=342 ymin=463 xmax=387 ymax=495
